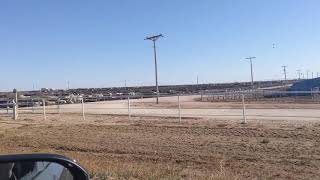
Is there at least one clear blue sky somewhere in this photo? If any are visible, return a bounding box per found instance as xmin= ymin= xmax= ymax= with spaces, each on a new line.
xmin=0 ymin=0 xmax=319 ymax=91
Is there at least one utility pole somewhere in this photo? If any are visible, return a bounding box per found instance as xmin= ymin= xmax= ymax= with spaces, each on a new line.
xmin=145 ymin=34 xmax=164 ymax=104
xmin=317 ymin=72 xmax=319 ymax=78
xmin=197 ymin=75 xmax=199 ymax=85
xmin=282 ymin=65 xmax=288 ymax=81
xmin=306 ymin=70 xmax=309 ymax=79
xmin=297 ymin=69 xmax=301 ymax=80
xmin=245 ymin=57 xmax=256 ymax=90
xmin=312 ymin=72 xmax=314 ymax=79
xmin=67 ymin=80 xmax=70 ymax=90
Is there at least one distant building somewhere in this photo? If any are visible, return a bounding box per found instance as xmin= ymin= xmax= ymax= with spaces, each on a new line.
xmin=289 ymin=78 xmax=320 ymax=91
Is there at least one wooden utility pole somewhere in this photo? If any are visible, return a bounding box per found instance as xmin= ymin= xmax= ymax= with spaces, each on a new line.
xmin=282 ymin=65 xmax=288 ymax=81
xmin=245 ymin=57 xmax=256 ymax=89
xmin=145 ymin=34 xmax=164 ymax=104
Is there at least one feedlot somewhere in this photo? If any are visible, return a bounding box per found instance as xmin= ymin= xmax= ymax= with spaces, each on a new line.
xmin=1 ymin=95 xmax=320 ymax=179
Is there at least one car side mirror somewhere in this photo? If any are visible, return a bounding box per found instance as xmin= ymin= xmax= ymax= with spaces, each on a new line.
xmin=0 ymin=153 xmax=89 ymax=180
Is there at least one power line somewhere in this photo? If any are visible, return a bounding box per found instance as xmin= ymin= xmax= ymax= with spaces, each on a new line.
xmin=145 ymin=34 xmax=164 ymax=104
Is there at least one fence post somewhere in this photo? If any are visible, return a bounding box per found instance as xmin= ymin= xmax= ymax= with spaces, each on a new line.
xmin=241 ymin=94 xmax=247 ymax=124
xmin=127 ymin=97 xmax=131 ymax=121
xmin=13 ymin=89 xmax=18 ymax=119
xmin=6 ymin=103 xmax=9 ymax=115
xmin=12 ymin=100 xmax=17 ymax=120
xmin=178 ymin=95 xmax=181 ymax=123
xmin=42 ymin=99 xmax=46 ymax=120
xmin=82 ymin=99 xmax=85 ymax=120
xmin=31 ymin=99 xmax=35 ymax=113
xmin=57 ymin=101 xmax=61 ymax=115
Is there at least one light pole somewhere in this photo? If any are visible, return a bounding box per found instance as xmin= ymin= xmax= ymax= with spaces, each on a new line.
xmin=145 ymin=34 xmax=163 ymax=104
xmin=245 ymin=57 xmax=256 ymax=89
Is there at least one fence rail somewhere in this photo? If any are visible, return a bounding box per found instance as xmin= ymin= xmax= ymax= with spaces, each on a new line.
xmin=1 ymin=90 xmax=320 ymax=123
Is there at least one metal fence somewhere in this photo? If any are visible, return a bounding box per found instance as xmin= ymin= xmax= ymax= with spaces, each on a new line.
xmin=1 ymin=90 xmax=320 ymax=123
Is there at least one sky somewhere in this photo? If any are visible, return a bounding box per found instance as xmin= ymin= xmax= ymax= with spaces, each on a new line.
xmin=0 ymin=0 xmax=320 ymax=91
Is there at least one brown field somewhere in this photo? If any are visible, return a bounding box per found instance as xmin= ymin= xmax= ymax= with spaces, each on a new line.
xmin=1 ymin=96 xmax=320 ymax=179
xmin=0 ymin=113 xmax=320 ymax=179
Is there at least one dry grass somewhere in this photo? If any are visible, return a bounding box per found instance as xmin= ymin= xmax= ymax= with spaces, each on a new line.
xmin=0 ymin=113 xmax=319 ymax=179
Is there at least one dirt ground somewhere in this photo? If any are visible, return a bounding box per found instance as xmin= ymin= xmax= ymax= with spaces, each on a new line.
xmin=0 ymin=113 xmax=320 ymax=180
